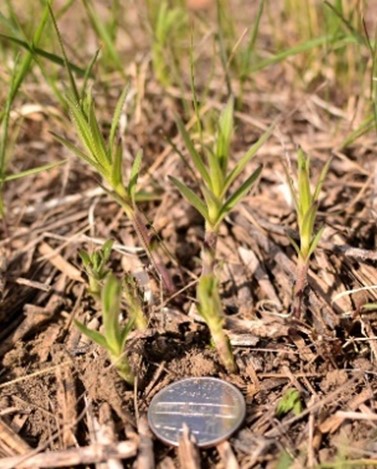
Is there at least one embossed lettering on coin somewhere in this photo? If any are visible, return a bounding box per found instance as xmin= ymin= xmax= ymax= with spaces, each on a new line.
xmin=147 ymin=377 xmax=246 ymax=447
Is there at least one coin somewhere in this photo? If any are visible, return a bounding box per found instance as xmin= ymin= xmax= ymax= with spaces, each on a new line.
xmin=147 ymin=377 xmax=246 ymax=448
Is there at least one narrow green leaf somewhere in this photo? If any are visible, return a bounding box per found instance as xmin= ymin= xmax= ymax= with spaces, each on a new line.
xmin=313 ymin=157 xmax=332 ymax=202
xmin=82 ymin=49 xmax=100 ymax=98
xmin=297 ymin=149 xmax=312 ymax=215
xmin=87 ymin=98 xmax=111 ymax=165
xmin=2 ymin=159 xmax=66 ymax=182
xmin=206 ymin=147 xmax=224 ymax=197
xmin=66 ymin=95 xmax=97 ymax=156
xmin=51 ymin=132 xmax=105 ymax=175
xmin=48 ymin=2 xmax=80 ymax=101
xmin=307 ymin=226 xmax=325 ymax=258
xmin=215 ymin=97 xmax=234 ymax=172
xmin=176 ymin=116 xmax=211 ymax=186
xmin=249 ymin=35 xmax=357 ymax=73
xmin=109 ymin=84 xmax=129 ymax=150
xmin=282 ymin=163 xmax=299 ymax=212
xmin=120 ymin=319 xmax=135 ymax=350
xmin=169 ymin=176 xmax=208 ymax=220
xmin=287 ymin=235 xmax=301 ymax=257
xmin=240 ymin=0 xmax=264 ymax=79
xmin=102 ymin=274 xmax=122 ymax=355
xmin=110 ymin=143 xmax=123 ymax=188
xmin=74 ymin=319 xmax=109 ymax=350
xmin=217 ymin=165 xmax=262 ymax=226
xmin=202 ymin=184 xmax=221 ymax=226
xmin=128 ymin=149 xmax=143 ymax=203
xmin=82 ymin=0 xmax=124 ymax=72
xmin=0 ymin=33 xmax=88 ymax=76
xmin=223 ymin=124 xmax=272 ymax=195
xmin=102 ymin=240 xmax=114 ymax=261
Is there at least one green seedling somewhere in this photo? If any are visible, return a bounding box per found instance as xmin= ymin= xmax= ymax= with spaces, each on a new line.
xmin=53 ymin=88 xmax=173 ymax=292
xmin=80 ymin=240 xmax=113 ymax=299
xmin=75 ymin=274 xmax=135 ymax=385
xmin=171 ymin=98 xmax=270 ymax=276
xmin=285 ymin=149 xmax=331 ymax=318
xmin=197 ymin=273 xmax=236 ymax=373
xmin=123 ymin=275 xmax=148 ymax=331
xmin=276 ymin=388 xmax=302 ymax=417
xmin=48 ymin=4 xmax=174 ymax=293
xmin=146 ymin=0 xmax=187 ymax=87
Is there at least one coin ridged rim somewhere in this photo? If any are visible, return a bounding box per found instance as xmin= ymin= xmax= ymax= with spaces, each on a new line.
xmin=147 ymin=377 xmax=246 ymax=448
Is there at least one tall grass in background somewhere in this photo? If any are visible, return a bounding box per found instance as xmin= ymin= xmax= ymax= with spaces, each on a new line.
xmin=0 ymin=3 xmax=66 ymax=217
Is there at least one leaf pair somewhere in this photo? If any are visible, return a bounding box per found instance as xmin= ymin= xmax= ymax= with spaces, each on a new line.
xmin=75 ymin=274 xmax=135 ymax=384
xmin=285 ymin=149 xmax=331 ymax=261
xmin=171 ymin=98 xmax=271 ymax=231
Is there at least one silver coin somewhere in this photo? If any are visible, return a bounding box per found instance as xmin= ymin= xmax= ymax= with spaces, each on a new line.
xmin=147 ymin=377 xmax=246 ymax=448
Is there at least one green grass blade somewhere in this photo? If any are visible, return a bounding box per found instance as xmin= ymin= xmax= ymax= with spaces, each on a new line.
xmin=128 ymin=149 xmax=142 ymax=203
xmin=313 ymin=157 xmax=331 ymax=202
xmin=109 ymin=84 xmax=129 ymax=151
xmin=82 ymin=48 xmax=100 ymax=97
xmin=307 ymin=226 xmax=325 ymax=259
xmin=102 ymin=239 xmax=114 ymax=262
xmin=324 ymin=1 xmax=366 ymax=46
xmin=87 ymin=97 xmax=111 ymax=165
xmin=110 ymin=143 xmax=123 ymax=188
xmin=282 ymin=163 xmax=299 ymax=212
xmin=288 ymin=235 xmax=301 ymax=257
xmin=48 ymin=1 xmax=80 ymax=101
xmin=249 ymin=35 xmax=357 ymax=73
xmin=82 ymin=0 xmax=124 ymax=72
xmin=342 ymin=115 xmax=374 ymax=147
xmin=297 ymin=149 xmax=312 ymax=214
xmin=102 ymin=274 xmax=122 ymax=356
xmin=241 ymin=0 xmax=264 ymax=79
xmin=217 ymin=165 xmax=262 ymax=225
xmin=223 ymin=124 xmax=272 ymax=195
xmin=169 ymin=176 xmax=208 ymax=220
xmin=176 ymin=116 xmax=211 ymax=186
xmin=0 ymin=34 xmax=88 ymax=76
xmin=74 ymin=320 xmax=109 ymax=350
xmin=215 ymin=97 xmax=234 ymax=172
xmin=3 ymin=159 xmax=66 ymax=182
xmin=206 ymin=147 xmax=224 ymax=197
xmin=51 ymin=132 xmax=105 ymax=174
xmin=120 ymin=319 xmax=135 ymax=350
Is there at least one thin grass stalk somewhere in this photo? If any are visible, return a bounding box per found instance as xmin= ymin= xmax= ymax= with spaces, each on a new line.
xmin=210 ymin=323 xmax=235 ymax=373
xmin=129 ymin=208 xmax=175 ymax=294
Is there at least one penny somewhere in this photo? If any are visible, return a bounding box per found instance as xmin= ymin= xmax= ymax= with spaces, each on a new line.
xmin=147 ymin=377 xmax=246 ymax=448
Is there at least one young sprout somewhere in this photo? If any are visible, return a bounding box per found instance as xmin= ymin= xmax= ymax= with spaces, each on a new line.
xmin=171 ymin=98 xmax=270 ymax=276
xmin=48 ymin=5 xmax=174 ymax=293
xmin=197 ymin=274 xmax=236 ymax=372
xmin=276 ymin=388 xmax=302 ymax=417
xmin=285 ymin=149 xmax=331 ymax=318
xmin=75 ymin=274 xmax=135 ymax=385
xmin=79 ymin=240 xmax=113 ymax=300
xmin=171 ymin=99 xmax=270 ymax=370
